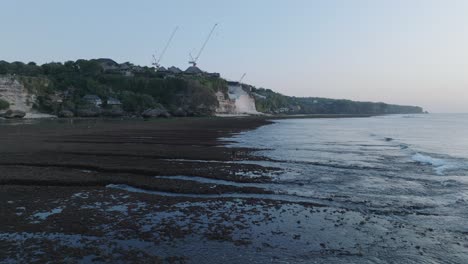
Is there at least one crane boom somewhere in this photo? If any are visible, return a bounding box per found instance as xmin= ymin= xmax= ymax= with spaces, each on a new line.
xmin=189 ymin=23 xmax=218 ymax=67
xmin=153 ymin=26 xmax=179 ymax=69
xmin=239 ymin=73 xmax=247 ymax=84
xmin=158 ymin=26 xmax=179 ymax=65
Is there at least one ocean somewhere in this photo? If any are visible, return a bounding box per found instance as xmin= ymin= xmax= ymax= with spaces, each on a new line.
xmin=226 ymin=113 xmax=468 ymax=263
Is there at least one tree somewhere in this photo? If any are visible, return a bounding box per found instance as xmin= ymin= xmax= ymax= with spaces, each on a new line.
xmin=119 ymin=91 xmax=158 ymax=113
xmin=0 ymin=61 xmax=8 ymax=75
xmin=0 ymin=99 xmax=10 ymax=110
xmin=76 ymin=60 xmax=102 ymax=76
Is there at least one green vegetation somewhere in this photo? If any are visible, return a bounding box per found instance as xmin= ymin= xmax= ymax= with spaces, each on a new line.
xmin=0 ymin=59 xmax=423 ymax=116
xmin=0 ymin=98 xmax=9 ymax=110
xmin=252 ymin=87 xmax=423 ymax=115
xmin=0 ymin=60 xmax=224 ymax=116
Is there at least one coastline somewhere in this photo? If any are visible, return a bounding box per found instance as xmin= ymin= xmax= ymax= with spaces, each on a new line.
xmin=1 ymin=115 xmax=464 ymax=263
xmin=0 ymin=117 xmax=278 ymax=191
xmin=0 ymin=114 xmax=381 ymax=195
xmin=0 ymin=116 xmax=302 ymax=262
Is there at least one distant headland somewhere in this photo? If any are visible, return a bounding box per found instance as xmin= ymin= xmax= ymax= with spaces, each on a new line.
xmin=0 ymin=59 xmax=424 ymax=119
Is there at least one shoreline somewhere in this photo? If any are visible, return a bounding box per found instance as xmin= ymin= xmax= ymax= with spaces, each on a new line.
xmin=1 ymin=115 xmax=465 ymax=263
xmin=0 ymin=116 xmax=292 ymax=262
xmin=0 ymin=113 xmax=398 ymax=193
xmin=0 ymin=117 xmax=277 ymax=192
xmin=1 ymin=112 xmax=380 ymax=121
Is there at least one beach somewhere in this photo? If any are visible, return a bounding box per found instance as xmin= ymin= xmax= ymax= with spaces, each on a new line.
xmin=0 ymin=117 xmax=275 ymax=192
xmin=0 ymin=117 xmax=296 ymax=263
xmin=1 ymin=115 xmax=467 ymax=263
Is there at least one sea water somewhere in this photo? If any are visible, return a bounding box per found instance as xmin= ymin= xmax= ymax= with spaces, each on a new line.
xmin=226 ymin=113 xmax=468 ymax=262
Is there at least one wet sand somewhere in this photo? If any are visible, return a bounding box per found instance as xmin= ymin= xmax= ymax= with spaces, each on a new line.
xmin=0 ymin=117 xmax=286 ymax=263
xmin=0 ymin=117 xmax=277 ymax=189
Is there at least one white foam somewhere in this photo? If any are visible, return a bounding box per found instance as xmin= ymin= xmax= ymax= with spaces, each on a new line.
xmin=31 ymin=207 xmax=65 ymax=221
xmin=105 ymin=184 xmax=326 ymax=204
xmin=412 ymin=153 xmax=447 ymax=167
xmin=154 ymin=175 xmax=264 ymax=188
xmin=412 ymin=153 xmax=463 ymax=175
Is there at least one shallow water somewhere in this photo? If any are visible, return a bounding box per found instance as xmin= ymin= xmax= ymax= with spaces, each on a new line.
xmin=223 ymin=113 xmax=468 ymax=262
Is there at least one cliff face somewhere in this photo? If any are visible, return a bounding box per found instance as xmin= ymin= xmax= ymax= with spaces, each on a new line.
xmin=215 ymin=91 xmax=236 ymax=114
xmin=215 ymin=84 xmax=259 ymax=115
xmin=0 ymin=76 xmax=36 ymax=112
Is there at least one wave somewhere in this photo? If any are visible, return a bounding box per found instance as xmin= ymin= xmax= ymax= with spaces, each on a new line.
xmin=106 ymin=184 xmax=327 ymax=206
xmin=368 ymin=133 xmax=468 ymax=176
xmin=412 ymin=153 xmax=466 ymax=175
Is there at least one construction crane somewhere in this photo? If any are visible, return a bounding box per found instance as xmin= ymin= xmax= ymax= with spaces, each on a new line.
xmin=189 ymin=23 xmax=218 ymax=67
xmin=239 ymin=73 xmax=247 ymax=84
xmin=152 ymin=26 xmax=179 ymax=70
xmin=238 ymin=73 xmax=250 ymax=91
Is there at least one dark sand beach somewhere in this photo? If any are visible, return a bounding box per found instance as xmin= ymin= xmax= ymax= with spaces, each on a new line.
xmin=0 ymin=118 xmax=276 ymax=192
xmin=0 ymin=117 xmax=294 ymax=263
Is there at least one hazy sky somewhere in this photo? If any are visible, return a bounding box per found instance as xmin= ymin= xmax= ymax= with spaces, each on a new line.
xmin=2 ymin=0 xmax=468 ymax=112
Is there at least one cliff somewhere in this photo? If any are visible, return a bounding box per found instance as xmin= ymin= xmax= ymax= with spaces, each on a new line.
xmin=0 ymin=76 xmax=36 ymax=112
xmin=215 ymin=82 xmax=259 ymax=115
xmin=0 ymin=60 xmax=424 ymax=117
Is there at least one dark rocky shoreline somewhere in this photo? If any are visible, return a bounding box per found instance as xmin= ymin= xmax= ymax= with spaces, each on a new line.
xmin=0 ymin=117 xmax=295 ymax=262
xmin=0 ymin=117 xmax=278 ymax=190
xmin=3 ymin=115 xmax=451 ymax=263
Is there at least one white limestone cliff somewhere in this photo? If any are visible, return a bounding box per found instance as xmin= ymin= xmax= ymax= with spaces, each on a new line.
xmin=0 ymin=75 xmax=37 ymax=112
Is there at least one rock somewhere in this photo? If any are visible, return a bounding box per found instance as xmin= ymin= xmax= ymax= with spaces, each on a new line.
xmin=141 ymin=109 xmax=162 ymax=118
xmin=141 ymin=107 xmax=169 ymax=118
xmin=2 ymin=110 xmax=26 ymax=119
xmin=172 ymin=107 xmax=187 ymax=117
xmin=58 ymin=110 xmax=74 ymax=118
xmin=193 ymin=103 xmax=216 ymax=116
xmin=185 ymin=109 xmax=195 ymax=117
xmin=102 ymin=107 xmax=124 ymax=117
xmin=75 ymin=105 xmax=101 ymax=117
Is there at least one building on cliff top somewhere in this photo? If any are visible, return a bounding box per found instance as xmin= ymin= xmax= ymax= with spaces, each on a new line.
xmin=83 ymin=95 xmax=102 ymax=106
xmin=184 ymin=66 xmax=220 ymax=78
xmin=168 ymin=66 xmax=182 ymax=74
xmin=185 ymin=66 xmax=204 ymax=75
xmin=95 ymin=59 xmax=135 ymax=76
xmin=106 ymin=97 xmax=121 ymax=106
xmin=95 ymin=58 xmax=119 ymax=72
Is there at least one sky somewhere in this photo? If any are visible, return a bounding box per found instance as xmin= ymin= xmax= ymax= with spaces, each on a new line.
xmin=1 ymin=0 xmax=468 ymax=113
